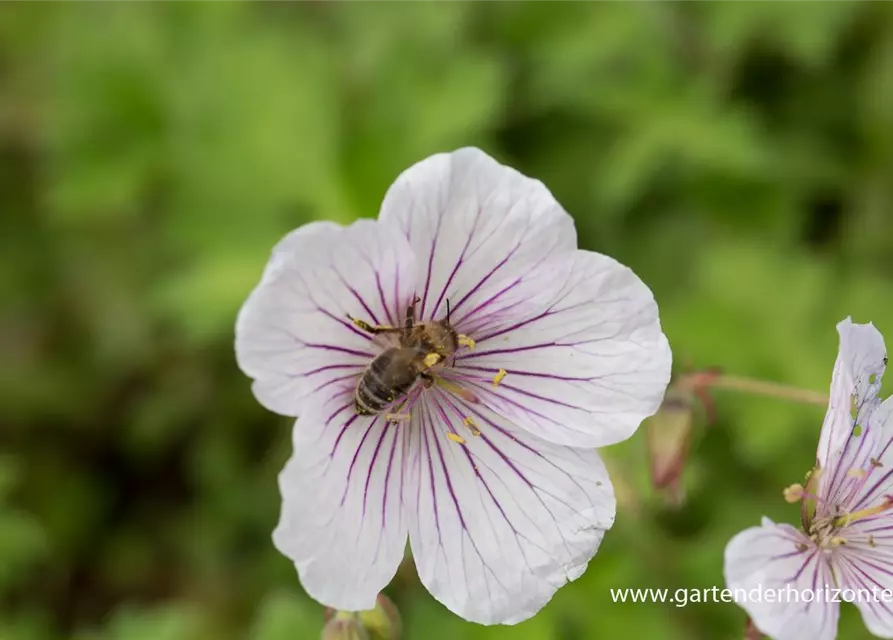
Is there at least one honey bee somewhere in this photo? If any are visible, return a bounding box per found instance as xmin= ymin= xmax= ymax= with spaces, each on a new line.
xmin=349 ymin=298 xmax=472 ymax=418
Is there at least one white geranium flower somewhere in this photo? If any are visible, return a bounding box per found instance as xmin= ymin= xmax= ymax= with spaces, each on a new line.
xmin=236 ymin=148 xmax=672 ymax=624
xmin=725 ymin=318 xmax=893 ymax=640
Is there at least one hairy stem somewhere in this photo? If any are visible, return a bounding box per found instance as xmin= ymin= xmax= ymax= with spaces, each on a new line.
xmin=681 ymin=371 xmax=828 ymax=407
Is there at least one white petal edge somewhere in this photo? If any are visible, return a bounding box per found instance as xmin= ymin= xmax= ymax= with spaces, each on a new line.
xmin=450 ymin=249 xmax=672 ymax=448
xmin=404 ymin=388 xmax=616 ymax=625
xmin=724 ymin=517 xmax=839 ymax=640
xmin=272 ymin=391 xmax=410 ymax=611
xmin=235 ymin=219 xmax=417 ymax=416
xmin=817 ymin=318 xmax=887 ymax=473
xmin=377 ymin=147 xmax=577 ymax=325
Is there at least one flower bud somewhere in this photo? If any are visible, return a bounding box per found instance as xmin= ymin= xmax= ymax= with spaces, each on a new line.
xmin=322 ymin=613 xmax=369 ymax=640
xmin=646 ymin=389 xmax=694 ymax=506
xmin=358 ymin=594 xmax=401 ymax=640
xmin=321 ymin=595 xmax=401 ymax=640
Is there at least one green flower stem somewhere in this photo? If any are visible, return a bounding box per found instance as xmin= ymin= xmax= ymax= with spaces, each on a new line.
xmin=690 ymin=372 xmax=828 ymax=408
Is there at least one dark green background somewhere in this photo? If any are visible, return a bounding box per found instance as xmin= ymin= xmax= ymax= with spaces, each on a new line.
xmin=2 ymin=3 xmax=892 ymax=639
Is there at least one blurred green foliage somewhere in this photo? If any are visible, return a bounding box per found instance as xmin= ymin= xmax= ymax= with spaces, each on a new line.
xmin=1 ymin=2 xmax=893 ymax=639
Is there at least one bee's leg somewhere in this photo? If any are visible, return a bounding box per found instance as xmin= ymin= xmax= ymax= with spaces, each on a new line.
xmin=347 ymin=315 xmax=400 ymax=335
xmin=421 ymin=372 xmax=436 ymax=389
xmin=404 ymin=296 xmax=421 ymax=339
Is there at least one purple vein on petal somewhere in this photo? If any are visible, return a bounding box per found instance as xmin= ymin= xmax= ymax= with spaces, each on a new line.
xmin=426 ymin=400 xmax=507 ymax=600
xmin=847 ymin=435 xmax=893 ymax=511
xmin=452 ymin=276 xmax=524 ymax=330
xmin=827 ymin=423 xmax=872 ymax=506
xmin=362 ymin=421 xmax=392 ymax=519
xmin=459 ymin=342 xmax=558 ymax=361
xmin=343 ymin=415 xmax=383 ymax=507
xmin=310 ymin=372 xmax=360 ymax=396
xmin=355 ymin=242 xmax=397 ymax=328
xmin=384 ymin=424 xmax=406 ymax=531
xmin=435 ymin=391 xmax=574 ymax=564
xmin=791 ymin=549 xmax=821 ymax=583
xmin=306 ymin=342 xmax=374 ymax=358
xmin=447 ymin=241 xmax=522 ymax=320
xmin=302 ymin=363 xmax=365 ymax=377
xmin=443 ymin=390 xmax=594 ymax=515
xmin=332 ymin=264 xmax=381 ymax=327
xmin=838 ymin=548 xmax=893 ymax=580
xmin=418 ymin=211 xmax=445 ymax=321
xmin=458 ymin=364 xmax=597 ymax=382
xmin=827 ymin=392 xmax=879 ymax=502
xmin=331 ymin=410 xmax=361 ymax=456
xmin=420 ymin=407 xmax=444 ymax=549
xmin=429 ymin=206 xmax=481 ymax=321
xmin=374 ymin=270 xmax=394 ymax=328
xmin=458 ymin=380 xmax=569 ymax=429
xmin=471 ymin=314 xmax=556 ymax=346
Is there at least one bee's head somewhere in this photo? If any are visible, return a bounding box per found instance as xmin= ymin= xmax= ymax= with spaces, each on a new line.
xmin=420 ymin=321 xmax=459 ymax=359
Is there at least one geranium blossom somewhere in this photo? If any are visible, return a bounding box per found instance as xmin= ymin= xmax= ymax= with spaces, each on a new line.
xmin=725 ymin=318 xmax=893 ymax=640
xmin=236 ymin=148 xmax=671 ymax=624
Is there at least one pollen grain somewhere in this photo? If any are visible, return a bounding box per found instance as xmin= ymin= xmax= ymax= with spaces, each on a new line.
xmin=458 ymin=335 xmax=476 ymax=350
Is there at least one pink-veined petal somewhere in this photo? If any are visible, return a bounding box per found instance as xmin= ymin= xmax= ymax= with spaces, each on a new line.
xmin=235 ymin=219 xmax=416 ymax=416
xmin=404 ymin=388 xmax=615 ymax=625
xmin=835 ymin=518 xmax=893 ymax=637
xmin=724 ymin=517 xmax=839 ymax=640
xmin=272 ymin=390 xmax=410 ymax=611
xmin=816 ymin=319 xmax=887 ymax=507
xmin=832 ymin=398 xmax=893 ymax=516
xmin=448 ymin=249 xmax=671 ymax=448
xmin=377 ymin=147 xmax=576 ymax=324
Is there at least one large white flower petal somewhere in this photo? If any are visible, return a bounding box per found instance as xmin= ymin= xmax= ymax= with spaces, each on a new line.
xmin=404 ymin=388 xmax=615 ymax=625
xmin=273 ymin=390 xmax=410 ymax=611
xmin=816 ymin=318 xmax=887 ymax=491
xmin=724 ymin=518 xmax=838 ymax=640
xmin=835 ymin=518 xmax=893 ymax=637
xmin=235 ymin=219 xmax=417 ymax=416
xmin=377 ymin=147 xmax=576 ymax=324
xmin=450 ymin=249 xmax=671 ymax=448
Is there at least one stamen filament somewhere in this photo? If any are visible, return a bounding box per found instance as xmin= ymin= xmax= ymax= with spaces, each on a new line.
xmin=834 ymin=498 xmax=893 ymax=527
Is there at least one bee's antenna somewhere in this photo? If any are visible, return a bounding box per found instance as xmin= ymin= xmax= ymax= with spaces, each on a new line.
xmin=446 ymin=299 xmax=451 ymax=325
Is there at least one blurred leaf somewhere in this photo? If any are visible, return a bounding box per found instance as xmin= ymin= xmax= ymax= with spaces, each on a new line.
xmin=250 ymin=591 xmax=320 ymax=640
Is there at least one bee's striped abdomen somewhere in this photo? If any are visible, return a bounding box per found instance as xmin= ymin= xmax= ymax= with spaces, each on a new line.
xmin=355 ymin=348 xmax=417 ymax=415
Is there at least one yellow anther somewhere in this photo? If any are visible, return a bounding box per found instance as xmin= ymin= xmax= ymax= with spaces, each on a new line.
xmin=492 ymin=369 xmax=507 ymax=387
xmin=870 ymin=535 xmax=877 ymax=548
xmin=447 ymin=432 xmax=466 ymax=445
xmin=424 ymin=353 xmax=442 ymax=368
xmin=385 ymin=413 xmax=411 ymax=423
xmin=872 ymin=457 xmax=884 ymax=468
xmin=847 ymin=468 xmax=867 ymax=479
xmin=783 ymin=484 xmax=804 ymax=503
xmin=463 ymin=416 xmax=481 ymax=436
xmin=458 ymin=335 xmax=475 ymax=350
